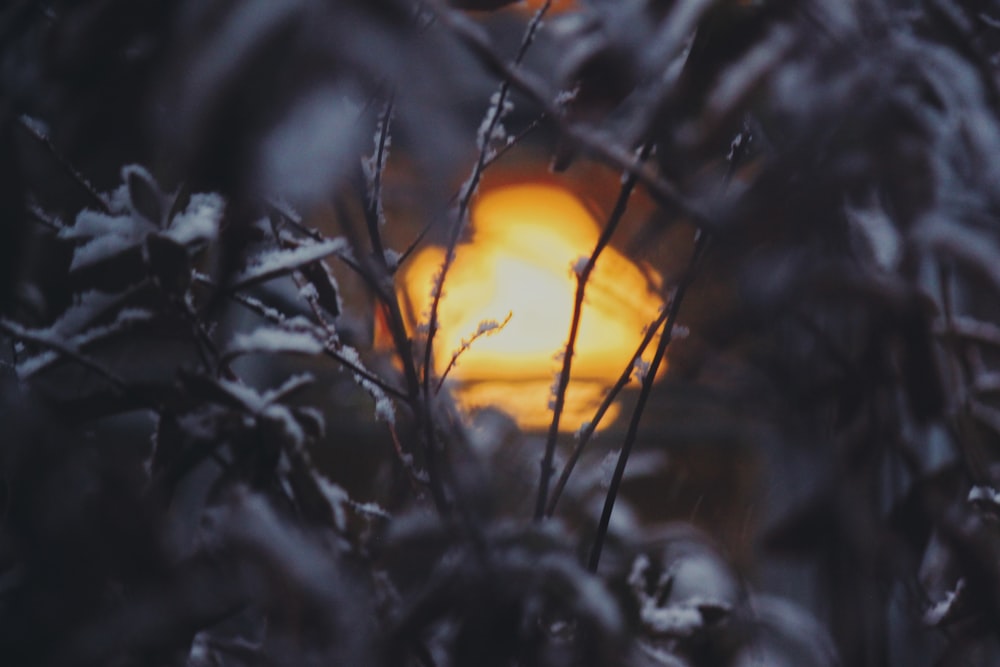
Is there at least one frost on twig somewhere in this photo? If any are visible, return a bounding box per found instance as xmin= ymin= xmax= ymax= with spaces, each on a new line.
xmin=436 ymin=312 xmax=513 ymax=391
xmin=338 ymin=345 xmax=396 ymax=425
xmin=631 ymin=358 xmax=651 ymax=383
xmin=315 ymin=476 xmax=392 ymax=528
xmin=363 ymin=101 xmax=393 ymax=230
xmin=476 ymin=90 xmax=515 ymax=158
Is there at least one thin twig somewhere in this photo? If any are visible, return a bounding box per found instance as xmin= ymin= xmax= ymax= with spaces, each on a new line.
xmin=365 ymin=99 xmax=394 ymax=267
xmin=587 ymin=231 xmax=710 ymax=572
xmin=181 ymin=297 xmax=220 ymax=376
xmin=482 ymin=114 xmax=546 ymax=169
xmin=425 ymin=1 xmax=715 ymax=231
xmin=266 ymin=211 xmax=397 ymax=405
xmin=535 ymin=142 xmax=653 ymax=520
xmin=435 ymin=311 xmax=512 ymax=393
xmin=545 ymin=305 xmax=670 ymax=517
xmin=332 ymin=196 xmax=450 ymax=511
xmin=397 ymin=113 xmax=546 ymax=268
xmin=421 ymin=0 xmax=553 ymax=401
xmin=16 ymin=116 xmax=111 ymax=214
xmin=418 ymin=0 xmax=554 ymax=514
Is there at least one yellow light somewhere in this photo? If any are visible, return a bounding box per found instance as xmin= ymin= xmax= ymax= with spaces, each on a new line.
xmin=399 ymin=183 xmax=664 ymax=431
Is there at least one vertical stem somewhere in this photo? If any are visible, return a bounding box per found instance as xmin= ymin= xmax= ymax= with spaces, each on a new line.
xmin=587 ymin=232 xmax=709 ymax=572
xmin=421 ymin=1 xmax=553 ymax=399
xmin=365 ymin=99 xmax=394 ymax=267
xmin=534 ymin=143 xmax=653 ymax=519
xmin=545 ymin=305 xmax=670 ymax=517
xmin=417 ymin=1 xmax=553 ymax=512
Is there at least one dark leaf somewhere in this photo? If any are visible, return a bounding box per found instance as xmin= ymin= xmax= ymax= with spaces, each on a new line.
xmin=300 ymin=260 xmax=341 ymax=318
xmin=127 ymin=165 xmax=164 ymax=226
xmin=144 ymin=233 xmax=192 ymax=294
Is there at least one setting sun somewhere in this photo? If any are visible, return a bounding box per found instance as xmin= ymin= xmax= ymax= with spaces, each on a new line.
xmin=399 ymin=183 xmax=664 ymax=431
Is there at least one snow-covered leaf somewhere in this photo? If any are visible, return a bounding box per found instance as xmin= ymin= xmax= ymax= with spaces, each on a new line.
xmin=61 ymin=168 xmax=222 ymax=272
xmin=165 ymin=193 xmax=224 ymax=244
xmin=13 ymin=308 xmax=156 ymax=378
xmin=126 ymin=164 xmax=164 ymax=225
xmin=968 ymin=485 xmax=1000 ymax=507
xmin=923 ymin=578 xmax=964 ymax=626
xmin=231 ymin=238 xmax=350 ymax=289
xmin=224 ymin=326 xmax=326 ymax=360
xmin=63 ymin=212 xmax=151 ymax=271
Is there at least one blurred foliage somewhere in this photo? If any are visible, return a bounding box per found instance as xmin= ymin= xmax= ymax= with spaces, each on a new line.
xmin=3 ymin=0 xmax=1000 ymax=665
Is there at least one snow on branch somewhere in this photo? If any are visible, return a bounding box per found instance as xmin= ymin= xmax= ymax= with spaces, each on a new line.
xmin=338 ymin=345 xmax=396 ymax=425
xmin=436 ymin=312 xmax=513 ymax=391
xmin=11 ymin=308 xmax=155 ymax=379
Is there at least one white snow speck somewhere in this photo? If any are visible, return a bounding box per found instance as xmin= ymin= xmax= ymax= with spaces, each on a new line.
xmin=337 ymin=345 xmax=396 ymax=425
xmin=554 ymin=86 xmax=579 ymax=107
xmin=847 ymin=201 xmax=901 ymax=271
xmin=299 ymin=282 xmax=319 ymax=302
xmin=383 ymin=248 xmax=402 ymax=271
xmin=640 ymin=603 xmax=704 ymax=637
xmin=632 ymin=358 xmax=651 ymax=383
xmin=599 ymin=450 xmax=620 ymax=490
xmin=476 ymin=90 xmax=515 ymax=152
xmin=314 ymin=475 xmax=349 ymax=531
xmin=19 ymin=114 xmax=49 ymax=138
xmin=968 ymin=485 xmax=1000 ymax=506
xmin=924 ymin=578 xmax=964 ymax=626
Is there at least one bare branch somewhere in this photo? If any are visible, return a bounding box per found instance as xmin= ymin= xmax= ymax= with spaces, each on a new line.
xmin=425 ymin=0 xmax=715 ymax=231
xmin=435 ymin=311 xmax=512 ymax=393
xmin=545 ymin=306 xmax=670 ymax=517
xmin=588 ymin=231 xmax=709 ymax=572
xmin=17 ymin=116 xmax=111 ymax=215
xmin=418 ymin=0 xmax=555 ymax=515
xmin=535 ymin=142 xmax=653 ymax=520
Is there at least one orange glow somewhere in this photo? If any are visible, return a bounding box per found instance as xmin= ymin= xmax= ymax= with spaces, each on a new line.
xmin=519 ymin=0 xmax=576 ymax=13
xmin=399 ymin=183 xmax=664 ymax=431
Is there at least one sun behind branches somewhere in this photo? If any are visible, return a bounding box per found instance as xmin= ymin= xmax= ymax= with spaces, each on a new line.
xmin=399 ymin=183 xmax=664 ymax=431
